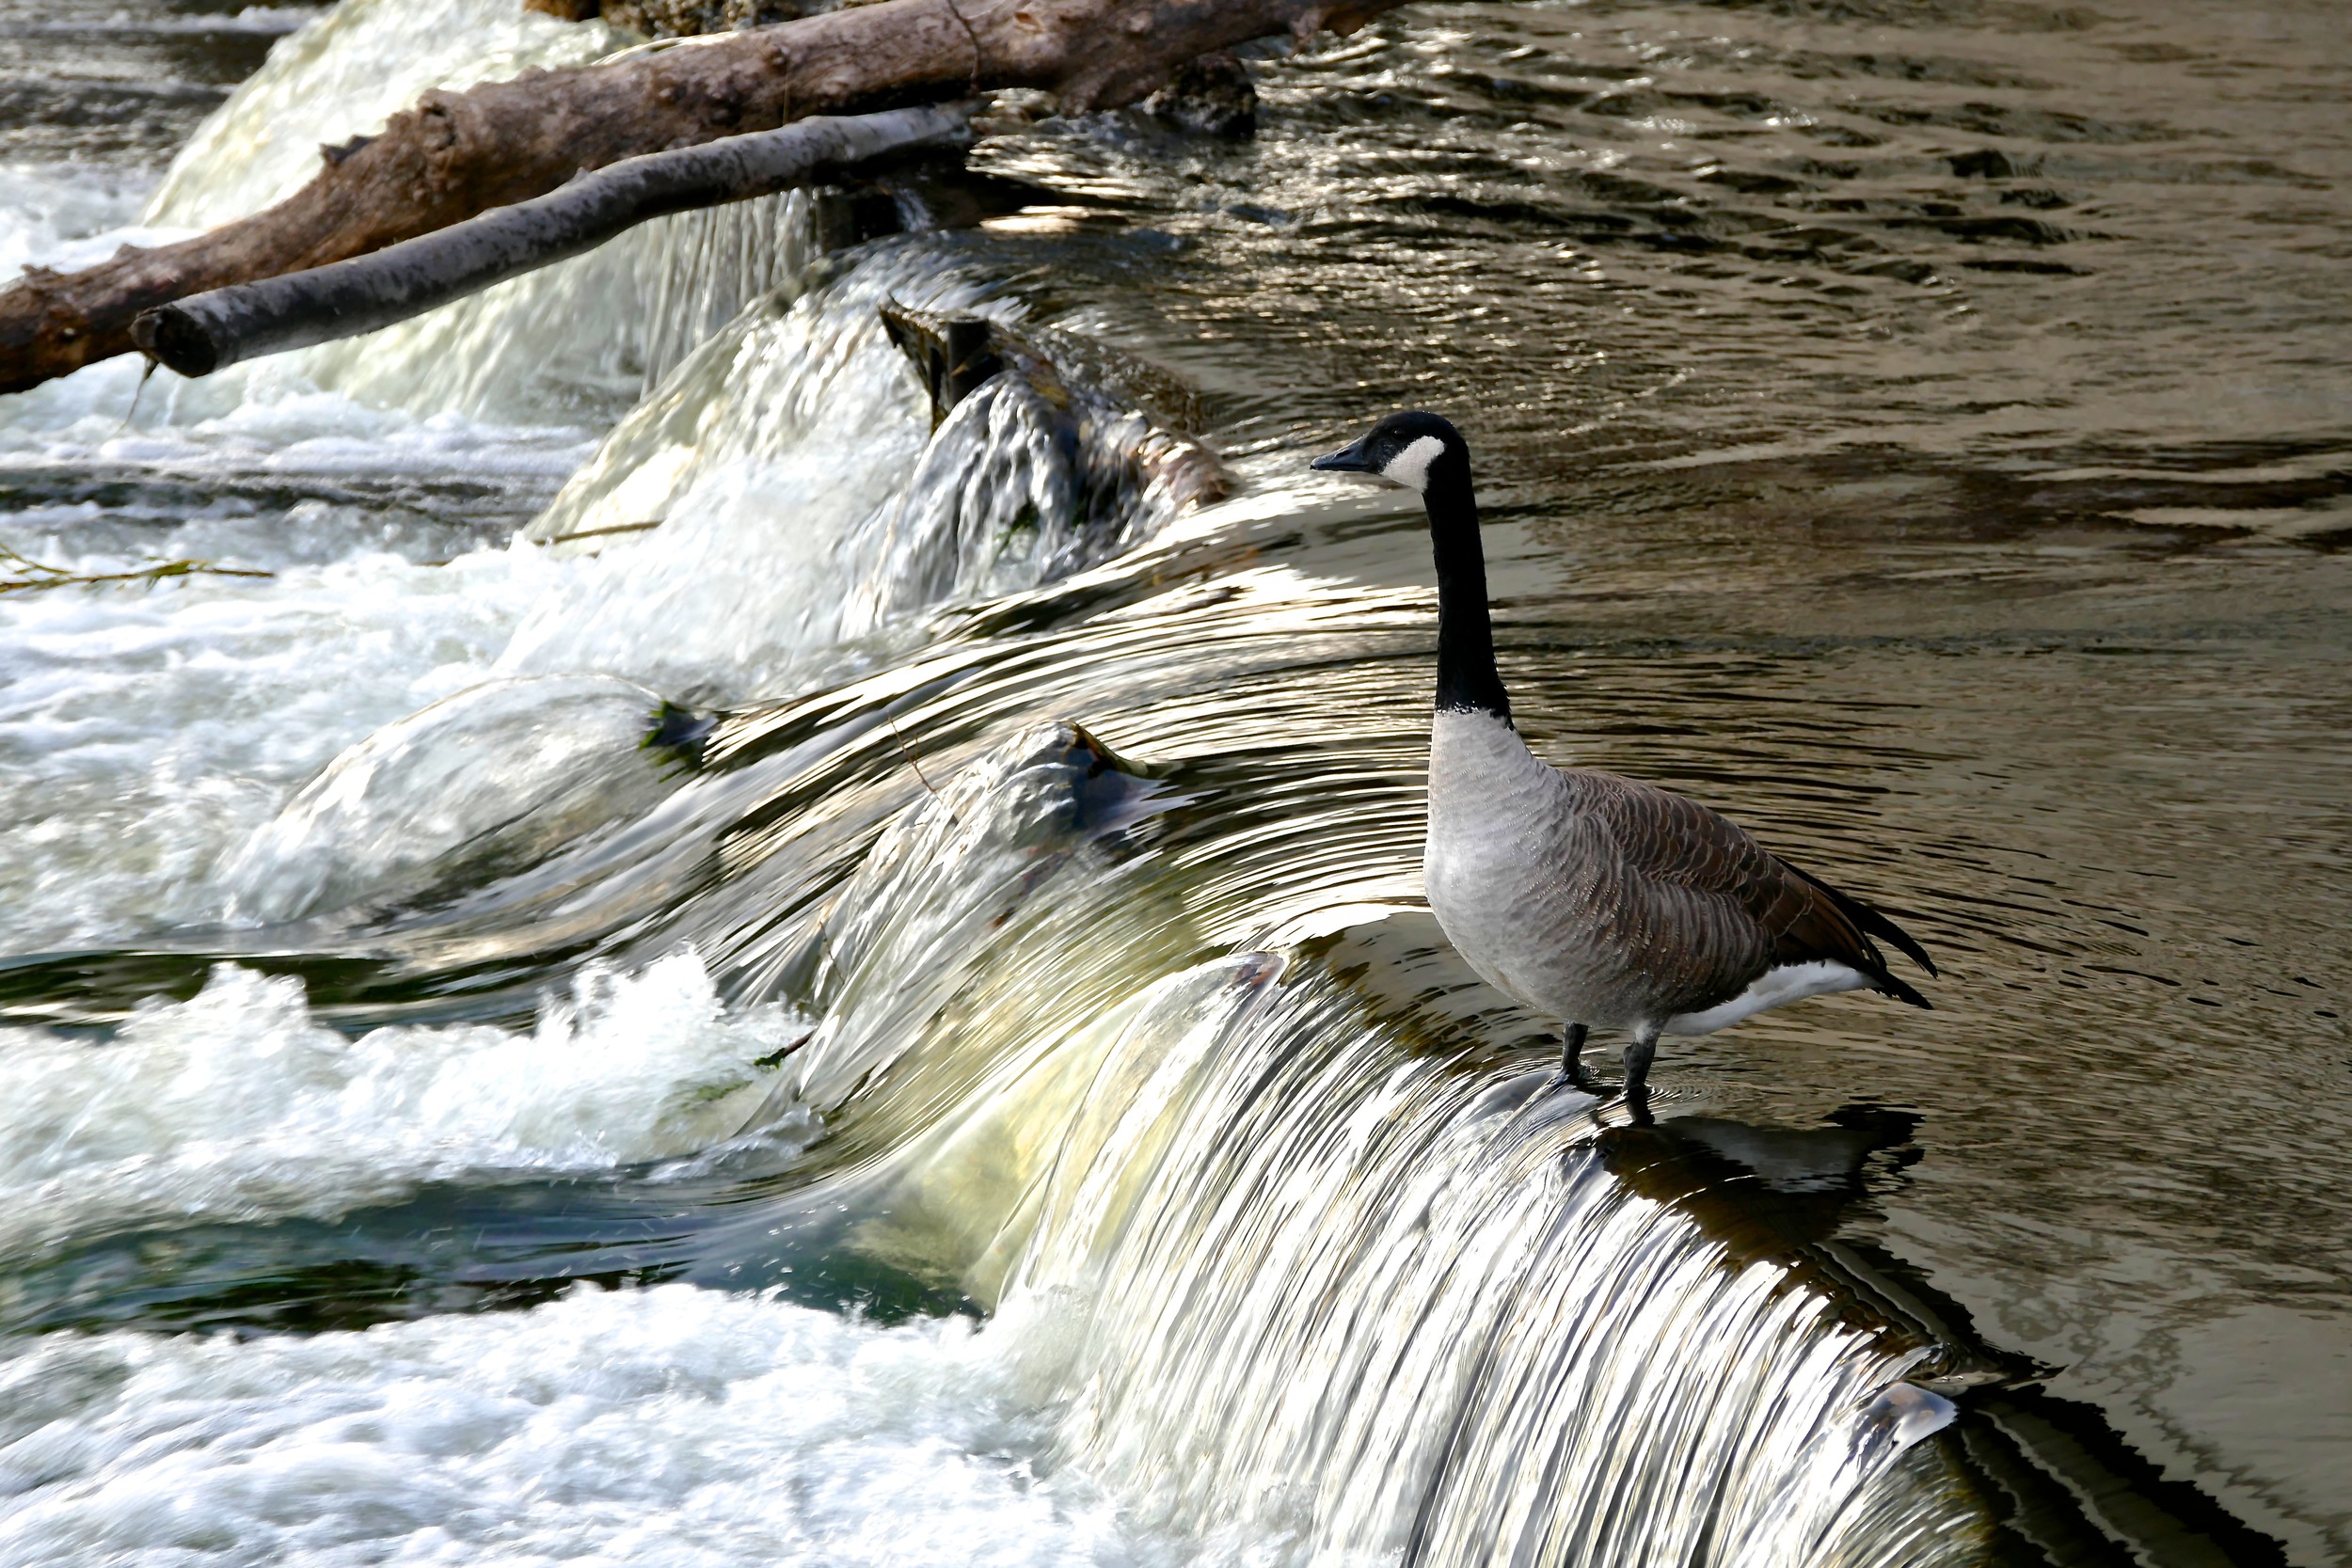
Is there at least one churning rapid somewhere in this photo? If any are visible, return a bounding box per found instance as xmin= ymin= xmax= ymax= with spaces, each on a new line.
xmin=6 ymin=0 xmax=2349 ymax=1562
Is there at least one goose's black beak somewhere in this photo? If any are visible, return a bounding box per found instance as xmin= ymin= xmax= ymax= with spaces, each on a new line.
xmin=1310 ymin=436 xmax=1375 ymax=474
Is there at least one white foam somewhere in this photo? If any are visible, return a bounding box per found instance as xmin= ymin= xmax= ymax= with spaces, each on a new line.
xmin=0 ymin=952 xmax=806 ymax=1260
xmin=0 ymin=542 xmax=561 ymax=949
xmin=0 ymin=166 xmax=173 ymax=288
xmin=495 ymin=260 xmax=977 ymax=701
xmin=0 ymin=1283 xmax=1143 ymax=1568
xmin=220 ymin=673 xmax=675 ymax=924
xmin=143 ymin=0 xmax=628 ymax=230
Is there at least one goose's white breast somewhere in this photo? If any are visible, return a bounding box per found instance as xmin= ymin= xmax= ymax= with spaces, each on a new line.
xmin=1423 ymin=708 xmax=1594 ymax=1014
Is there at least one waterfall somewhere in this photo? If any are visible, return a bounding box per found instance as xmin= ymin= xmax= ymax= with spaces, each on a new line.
xmin=986 ymin=958 xmax=1973 ymax=1568
xmin=71 ymin=0 xmax=827 ymax=429
xmin=140 ymin=0 xmax=629 ymax=230
xmin=0 ymin=1 xmax=2013 ymax=1561
xmin=652 ymin=723 xmax=1986 ymax=1568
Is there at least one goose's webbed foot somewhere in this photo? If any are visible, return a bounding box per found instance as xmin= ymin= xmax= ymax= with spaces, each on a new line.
xmin=1611 ymin=1027 xmax=1661 ymax=1123
xmin=1543 ymin=1022 xmax=1602 ymax=1094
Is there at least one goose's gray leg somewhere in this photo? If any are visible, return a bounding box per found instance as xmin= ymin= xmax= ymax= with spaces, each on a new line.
xmin=1548 ymin=1022 xmax=1593 ymax=1091
xmin=1621 ymin=1024 xmax=1661 ymax=1105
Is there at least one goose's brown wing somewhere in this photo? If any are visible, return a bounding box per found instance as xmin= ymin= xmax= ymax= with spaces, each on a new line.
xmin=1567 ymin=768 xmax=1934 ymax=1009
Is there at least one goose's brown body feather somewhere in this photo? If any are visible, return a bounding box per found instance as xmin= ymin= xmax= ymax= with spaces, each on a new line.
xmin=1424 ymin=710 xmax=1931 ymax=1035
xmin=1568 ymin=766 xmax=1931 ymax=1007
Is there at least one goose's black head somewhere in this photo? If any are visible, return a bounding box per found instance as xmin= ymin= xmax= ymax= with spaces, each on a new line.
xmin=1311 ymin=410 xmax=1508 ymax=721
xmin=1310 ymin=411 xmax=1470 ymax=497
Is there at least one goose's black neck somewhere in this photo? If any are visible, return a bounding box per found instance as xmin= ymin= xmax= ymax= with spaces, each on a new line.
xmin=1425 ymin=467 xmax=1511 ymax=721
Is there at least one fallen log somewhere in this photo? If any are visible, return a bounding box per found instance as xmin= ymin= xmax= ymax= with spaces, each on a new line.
xmin=0 ymin=0 xmax=1407 ymax=396
xmin=134 ymin=104 xmax=972 ymax=378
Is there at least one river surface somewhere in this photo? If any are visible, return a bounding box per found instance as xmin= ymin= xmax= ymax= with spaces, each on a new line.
xmin=0 ymin=0 xmax=2346 ymax=1562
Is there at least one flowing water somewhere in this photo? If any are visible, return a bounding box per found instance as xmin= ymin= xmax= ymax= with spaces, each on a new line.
xmin=1 ymin=0 xmax=2348 ymax=1561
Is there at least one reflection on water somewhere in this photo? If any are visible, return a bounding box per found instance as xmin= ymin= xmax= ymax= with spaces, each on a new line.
xmin=988 ymin=0 xmax=2352 ymax=481
xmin=3 ymin=0 xmax=2350 ymax=1561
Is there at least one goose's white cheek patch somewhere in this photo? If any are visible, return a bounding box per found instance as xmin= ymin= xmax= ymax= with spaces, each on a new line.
xmin=1381 ymin=434 xmax=1447 ymax=493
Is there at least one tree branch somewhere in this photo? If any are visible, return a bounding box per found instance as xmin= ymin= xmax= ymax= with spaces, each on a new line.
xmin=134 ymin=104 xmax=973 ymax=377
xmin=0 ymin=0 xmax=1406 ymax=396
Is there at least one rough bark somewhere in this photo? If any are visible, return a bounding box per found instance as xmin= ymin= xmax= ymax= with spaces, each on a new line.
xmin=135 ymin=105 xmax=971 ymax=378
xmin=525 ymin=0 xmax=803 ymax=37
xmin=0 ymin=0 xmax=1406 ymax=395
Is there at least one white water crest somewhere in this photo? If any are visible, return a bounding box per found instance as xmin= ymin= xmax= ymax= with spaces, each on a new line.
xmin=496 ymin=257 xmax=966 ymax=699
xmin=0 ymin=952 xmax=802 ymax=1262
xmin=221 ymin=673 xmax=675 ymax=924
xmin=263 ymin=187 xmax=833 ymax=429
xmin=502 ymin=257 xmax=1219 ymax=702
xmin=143 ymin=0 xmax=629 ymax=229
xmin=0 ymin=541 xmax=561 ymax=951
xmin=0 ymin=167 xmax=167 ymax=288
xmin=0 ymin=1284 xmax=1145 ymax=1568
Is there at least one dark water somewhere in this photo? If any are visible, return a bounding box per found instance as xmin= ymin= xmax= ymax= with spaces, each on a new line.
xmin=0 ymin=0 xmax=301 ymax=165
xmin=3 ymin=0 xmax=2349 ymax=1561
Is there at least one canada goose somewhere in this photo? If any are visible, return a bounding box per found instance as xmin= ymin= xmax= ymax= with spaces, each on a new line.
xmin=1311 ymin=412 xmax=1935 ymax=1102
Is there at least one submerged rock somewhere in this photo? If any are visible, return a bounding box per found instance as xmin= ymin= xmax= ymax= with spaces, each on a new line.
xmin=1143 ymin=51 xmax=1258 ymax=138
xmin=222 ymin=675 xmax=678 ymax=926
xmin=848 ymin=304 xmax=1228 ymax=623
xmin=875 ymin=297 xmax=1227 ymax=516
xmin=745 ymin=719 xmax=1183 ymax=1123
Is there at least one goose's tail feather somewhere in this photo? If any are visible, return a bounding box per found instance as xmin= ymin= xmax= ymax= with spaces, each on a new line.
xmin=1788 ymin=863 xmax=1939 ymax=982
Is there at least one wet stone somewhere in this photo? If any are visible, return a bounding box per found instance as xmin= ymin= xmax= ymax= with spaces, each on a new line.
xmin=1142 ymin=50 xmax=1258 ymax=139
